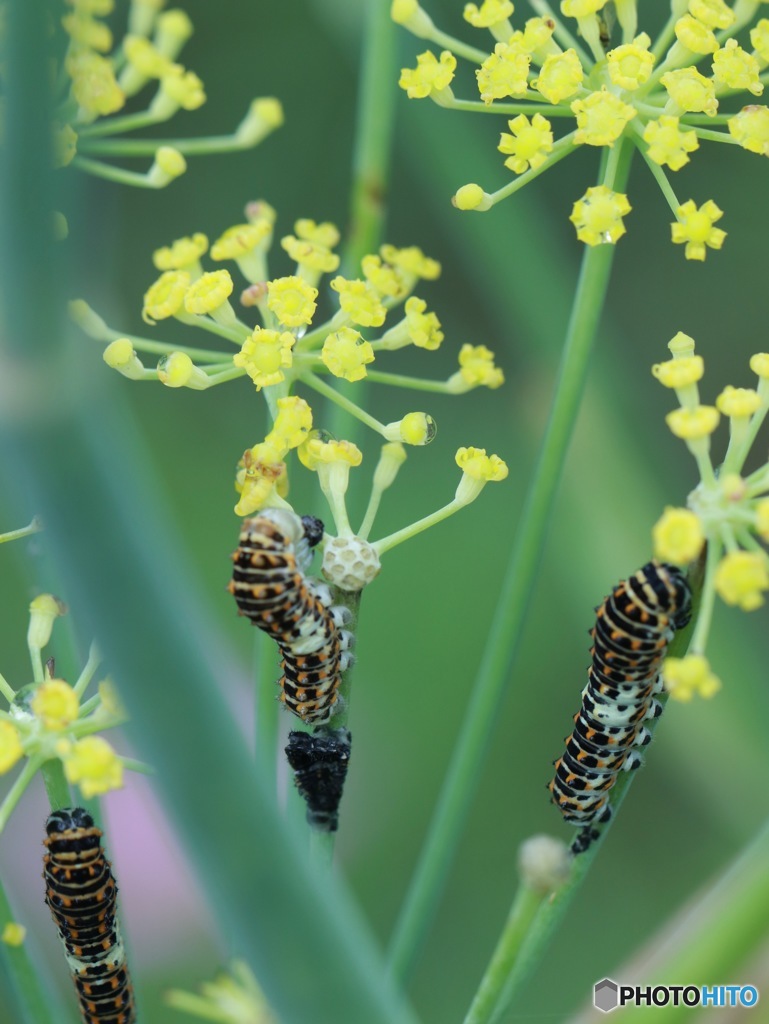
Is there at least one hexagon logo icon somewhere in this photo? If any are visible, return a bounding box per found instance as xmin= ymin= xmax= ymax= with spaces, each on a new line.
xmin=594 ymin=978 xmax=620 ymax=1013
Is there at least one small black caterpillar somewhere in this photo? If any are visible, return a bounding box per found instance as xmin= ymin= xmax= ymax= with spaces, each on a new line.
xmin=548 ymin=561 xmax=692 ymax=852
xmin=286 ymin=727 xmax=352 ymax=832
xmin=228 ymin=509 xmax=353 ymax=724
xmin=43 ymin=807 xmax=135 ymax=1024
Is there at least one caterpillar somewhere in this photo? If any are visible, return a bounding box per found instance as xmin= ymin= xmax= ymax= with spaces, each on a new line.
xmin=285 ymin=726 xmax=352 ymax=832
xmin=228 ymin=509 xmax=353 ymax=724
xmin=548 ymin=561 xmax=692 ymax=853
xmin=43 ymin=807 xmax=135 ymax=1024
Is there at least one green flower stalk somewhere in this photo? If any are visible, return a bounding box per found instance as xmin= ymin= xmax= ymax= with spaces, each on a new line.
xmin=50 ymin=0 xmax=282 ymax=192
xmin=650 ymin=332 xmax=769 ymax=701
xmin=394 ymin=0 xmax=769 ymax=259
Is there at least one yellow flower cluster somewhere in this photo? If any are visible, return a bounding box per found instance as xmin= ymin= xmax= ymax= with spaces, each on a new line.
xmin=650 ymin=332 xmax=769 ymax=699
xmin=53 ymin=0 xmax=282 ymax=194
xmin=0 ymin=596 xmax=129 ymax=832
xmin=394 ymin=0 xmax=769 ymax=257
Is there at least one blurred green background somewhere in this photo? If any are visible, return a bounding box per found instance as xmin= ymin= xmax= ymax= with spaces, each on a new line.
xmin=1 ymin=0 xmax=769 ymax=1021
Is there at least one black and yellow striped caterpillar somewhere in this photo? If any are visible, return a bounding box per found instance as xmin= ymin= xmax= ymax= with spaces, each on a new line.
xmin=549 ymin=561 xmax=692 ymax=851
xmin=43 ymin=807 xmax=135 ymax=1024
xmin=228 ymin=509 xmax=353 ymax=724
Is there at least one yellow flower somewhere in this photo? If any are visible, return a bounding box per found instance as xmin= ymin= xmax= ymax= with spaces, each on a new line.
xmin=153 ymin=233 xmax=208 ymax=271
xmin=450 ymin=344 xmax=505 ymax=391
xmin=160 ymin=67 xmax=206 ymax=110
xmin=165 ymin=960 xmax=276 ymax=1024
xmin=399 ymin=50 xmax=457 ymax=99
xmin=755 ymin=498 xmax=769 ymax=541
xmin=715 ymin=550 xmax=769 ymax=610
xmin=361 ymin=255 xmax=407 ymax=298
xmin=123 ymin=35 xmax=174 ymax=80
xmin=499 ymin=113 xmax=553 ymax=174
xmin=322 ymin=328 xmax=376 ymax=382
xmin=184 ymin=270 xmax=234 ymax=315
xmin=671 ymin=199 xmax=726 ymax=261
xmin=751 ymin=353 xmax=769 ymax=379
xmin=661 ymin=67 xmax=718 ymax=117
xmin=752 ymin=20 xmax=769 ymax=63
xmin=404 ymin=296 xmax=444 ymax=349
xmin=62 ymin=736 xmax=124 ymax=798
xmin=652 ymin=354 xmax=704 ymax=388
xmin=477 ymin=40 xmax=530 ymax=103
xmin=652 ymin=507 xmax=705 ymax=565
xmin=533 ymin=49 xmax=584 ymax=104
xmin=157 ymin=352 xmax=210 ymax=390
xmin=666 ymin=405 xmax=719 ymax=439
xmin=267 ymin=276 xmax=318 ymax=327
xmin=712 ymin=39 xmax=763 ymax=96
xmin=453 ymin=184 xmax=490 ymax=211
xmin=68 ymin=52 xmax=125 ymax=116
xmin=103 ymin=339 xmax=145 ymax=380
xmin=28 ymin=594 xmax=67 ymax=651
xmin=675 ymin=14 xmax=718 ymax=55
xmin=330 ymin=277 xmax=387 ymax=327
xmin=234 ymin=442 xmax=286 ymax=515
xmin=643 ymin=116 xmax=699 ymax=170
xmin=142 ymin=270 xmax=190 ymax=323
xmin=1 ymin=923 xmax=26 ymax=947
xmin=664 ymin=655 xmax=721 ymax=701
xmin=31 ymin=680 xmax=80 ymax=730
xmin=295 ymin=219 xmax=340 ymax=248
xmin=606 ymin=34 xmax=655 ymax=90
xmin=463 ymin=0 xmax=514 ymax=28
xmin=690 ymin=0 xmax=735 ymax=30
xmin=281 ymin=236 xmax=340 ymax=274
xmin=210 ymin=222 xmax=272 ymax=261
xmin=379 ymin=244 xmax=441 ymax=280
xmin=382 ymin=413 xmax=437 ymax=445
xmin=570 ymin=186 xmax=632 ymax=246
xmin=233 ymin=328 xmax=295 ymax=389
xmin=299 ymin=436 xmax=363 ymax=471
xmin=454 ymin=446 xmax=508 ymax=504
xmin=53 ymin=123 xmax=78 ymax=168
xmin=266 ymin=396 xmax=313 ymax=452
xmin=0 ymin=722 xmax=24 ymax=774
xmin=62 ymin=13 xmax=112 ymax=52
xmin=716 ymin=386 xmax=761 ymax=418
xmin=728 ymin=105 xmax=769 ymax=156
xmin=572 ymin=88 xmax=637 ymax=147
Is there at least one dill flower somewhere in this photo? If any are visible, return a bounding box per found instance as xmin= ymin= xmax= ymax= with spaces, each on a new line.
xmin=0 ymin=601 xmax=133 ymax=827
xmin=652 ymin=333 xmax=769 ymax=698
xmin=393 ymin=0 xmax=769 ymax=256
xmin=51 ymin=1 xmax=282 ymax=189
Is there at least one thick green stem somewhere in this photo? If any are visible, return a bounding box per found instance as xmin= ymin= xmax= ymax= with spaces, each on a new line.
xmin=387 ymin=142 xmax=635 ymax=983
xmin=330 ymin=0 xmax=396 ymax=442
xmin=462 ymin=885 xmax=545 ymax=1024
xmin=0 ymin=874 xmax=58 ymax=1024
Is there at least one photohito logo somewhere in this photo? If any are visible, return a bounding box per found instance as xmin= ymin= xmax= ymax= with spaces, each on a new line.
xmin=593 ymin=979 xmax=760 ymax=1012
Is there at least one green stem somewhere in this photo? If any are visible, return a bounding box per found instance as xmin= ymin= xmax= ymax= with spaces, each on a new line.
xmin=71 ymin=155 xmax=169 ymax=188
xmin=374 ymin=499 xmax=463 ymax=555
xmin=692 ymin=126 xmax=737 ymax=144
xmin=0 ymin=873 xmax=58 ymax=1024
xmin=331 ymin=0 xmax=397 ymax=441
xmin=0 ymin=518 xmax=42 ymax=544
xmin=445 ymin=98 xmax=574 ymax=117
xmin=303 ymin=372 xmax=387 ymax=437
xmin=344 ymin=0 xmax=398 ymax=276
xmin=40 ymin=759 xmax=72 ymax=812
xmin=386 ymin=141 xmax=634 ymax=983
xmin=0 ymin=759 xmax=44 ymax=834
xmin=461 ymin=885 xmax=545 ymax=1024
xmin=486 ymin=133 xmax=578 ymax=207
xmin=77 ymin=108 xmax=165 ymax=138
xmin=688 ymin=538 xmax=722 ymax=654
xmin=0 ymin=672 xmax=16 ymax=703
xmin=364 ymin=369 xmax=452 ymax=393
